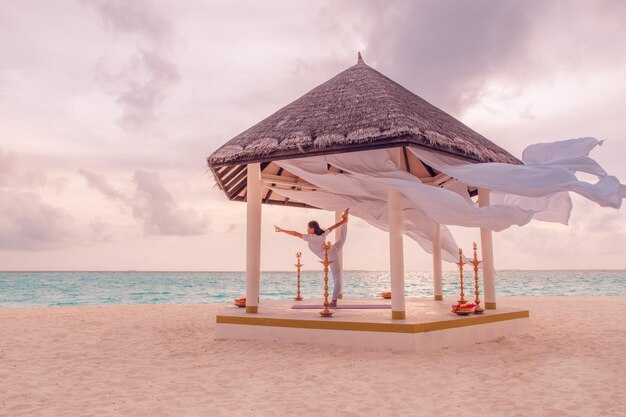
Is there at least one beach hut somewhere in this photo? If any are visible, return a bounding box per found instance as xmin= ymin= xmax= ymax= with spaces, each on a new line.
xmin=207 ymin=53 xmax=520 ymax=319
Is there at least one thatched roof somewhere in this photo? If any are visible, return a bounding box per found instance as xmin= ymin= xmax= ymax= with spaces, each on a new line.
xmin=209 ymin=53 xmax=520 ymax=167
xmin=207 ymin=53 xmax=521 ymax=208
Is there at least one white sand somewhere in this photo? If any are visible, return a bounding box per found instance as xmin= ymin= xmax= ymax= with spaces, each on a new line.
xmin=1 ymin=296 xmax=625 ymax=417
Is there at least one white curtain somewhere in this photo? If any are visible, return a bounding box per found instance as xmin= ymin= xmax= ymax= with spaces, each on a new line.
xmin=273 ymin=137 xmax=624 ymax=263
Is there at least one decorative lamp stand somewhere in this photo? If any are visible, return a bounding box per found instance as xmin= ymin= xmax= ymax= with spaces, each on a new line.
xmin=451 ymin=248 xmax=476 ymax=315
xmin=320 ymin=242 xmax=334 ymax=317
xmin=471 ymin=242 xmax=485 ymax=314
xmin=294 ymin=252 xmax=303 ymax=301
xmin=457 ymin=248 xmax=467 ymax=304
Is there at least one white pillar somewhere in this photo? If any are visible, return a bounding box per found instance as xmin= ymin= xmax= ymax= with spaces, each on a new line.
xmin=389 ymin=149 xmax=406 ymax=319
xmin=478 ymin=188 xmax=496 ymax=309
xmin=432 ymin=222 xmax=443 ymax=301
xmin=245 ymin=163 xmax=262 ymax=313
xmin=334 ymin=210 xmax=344 ymax=299
xmin=388 ymin=188 xmax=406 ymax=319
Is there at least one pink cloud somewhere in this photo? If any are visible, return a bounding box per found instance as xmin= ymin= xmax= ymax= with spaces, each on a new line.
xmin=83 ymin=0 xmax=180 ymax=130
xmin=0 ymin=147 xmax=47 ymax=188
xmin=94 ymin=49 xmax=180 ymax=130
xmin=81 ymin=0 xmax=173 ymax=46
xmin=0 ymin=190 xmax=75 ymax=250
xmin=79 ymin=169 xmax=209 ymax=236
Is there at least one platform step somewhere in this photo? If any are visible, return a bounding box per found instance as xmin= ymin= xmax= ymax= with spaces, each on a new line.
xmin=291 ymin=304 xmax=391 ymax=309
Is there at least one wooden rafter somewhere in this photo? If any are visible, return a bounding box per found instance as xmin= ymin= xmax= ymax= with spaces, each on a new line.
xmin=263 ymin=167 xmax=283 ymax=204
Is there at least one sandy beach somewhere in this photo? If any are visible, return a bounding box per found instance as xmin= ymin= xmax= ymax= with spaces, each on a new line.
xmin=1 ymin=296 xmax=625 ymax=417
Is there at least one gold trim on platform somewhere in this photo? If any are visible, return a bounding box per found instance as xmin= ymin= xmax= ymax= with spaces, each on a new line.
xmin=434 ymin=295 xmax=443 ymax=301
xmin=245 ymin=306 xmax=258 ymax=313
xmin=391 ymin=310 xmax=406 ymax=320
xmin=485 ymin=302 xmax=497 ymax=310
xmin=216 ymin=310 xmax=529 ymax=334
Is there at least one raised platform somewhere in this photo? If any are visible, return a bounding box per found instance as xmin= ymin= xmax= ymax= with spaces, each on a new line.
xmin=215 ymin=297 xmax=529 ymax=352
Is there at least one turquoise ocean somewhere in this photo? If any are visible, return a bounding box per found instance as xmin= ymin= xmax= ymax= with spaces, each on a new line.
xmin=0 ymin=270 xmax=625 ymax=308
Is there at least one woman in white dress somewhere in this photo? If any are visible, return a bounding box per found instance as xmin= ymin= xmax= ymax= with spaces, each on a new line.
xmin=274 ymin=209 xmax=349 ymax=307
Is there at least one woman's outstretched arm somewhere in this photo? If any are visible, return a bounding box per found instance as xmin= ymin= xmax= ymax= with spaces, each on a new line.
xmin=326 ymin=208 xmax=349 ymax=234
xmin=274 ymin=225 xmax=303 ymax=239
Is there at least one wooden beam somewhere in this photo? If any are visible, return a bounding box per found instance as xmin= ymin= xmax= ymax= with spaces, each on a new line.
xmin=402 ymin=146 xmax=411 ymax=174
xmin=232 ymin=195 xmax=318 ymax=209
xmin=229 ymin=176 xmax=249 ymax=199
xmin=422 ymin=161 xmax=437 ymax=177
xmin=218 ymin=164 xmax=237 ymax=178
xmin=211 ymin=167 xmax=227 ymax=192
xmin=420 ymin=173 xmax=451 ymax=187
xmin=211 ymin=164 xmax=239 ymax=192
xmin=263 ymin=167 xmax=283 ymax=204
xmin=261 ymin=174 xmax=316 ymax=190
xmin=225 ymin=171 xmax=248 ymax=197
xmin=222 ymin=165 xmax=246 ymax=188
xmin=230 ymin=162 xmax=273 ymax=200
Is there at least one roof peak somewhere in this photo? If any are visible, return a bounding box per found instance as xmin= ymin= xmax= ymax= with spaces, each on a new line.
xmin=357 ymin=51 xmax=364 ymax=64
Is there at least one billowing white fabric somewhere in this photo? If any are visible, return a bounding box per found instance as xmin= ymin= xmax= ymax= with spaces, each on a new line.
xmin=270 ymin=186 xmax=460 ymax=262
xmin=411 ymin=137 xmax=621 ymax=203
xmin=277 ymin=150 xmax=534 ymax=232
xmin=272 ymin=137 xmax=624 ymax=262
xmin=410 ymin=137 xmax=623 ymax=224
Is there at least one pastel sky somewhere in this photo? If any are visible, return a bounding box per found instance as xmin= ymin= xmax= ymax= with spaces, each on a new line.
xmin=1 ymin=0 xmax=625 ymax=271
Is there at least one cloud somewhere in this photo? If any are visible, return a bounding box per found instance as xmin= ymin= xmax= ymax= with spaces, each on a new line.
xmin=82 ymin=0 xmax=173 ymax=46
xmin=83 ymin=0 xmax=180 ymax=129
xmin=352 ymin=0 xmax=536 ymax=114
xmin=0 ymin=148 xmax=18 ymax=186
xmin=79 ymin=168 xmax=209 ymax=236
xmin=355 ymin=0 xmax=626 ymax=115
xmin=89 ymin=218 xmax=115 ymax=243
xmin=95 ymin=49 xmax=180 ymax=129
xmin=0 ymin=149 xmax=80 ymax=251
xmin=51 ymin=177 xmax=70 ymax=194
xmin=78 ymin=168 xmax=129 ymax=204
xmin=0 ymin=147 xmax=47 ymax=188
xmin=0 ymin=190 xmax=76 ymax=250
xmin=132 ymin=170 xmax=209 ymax=236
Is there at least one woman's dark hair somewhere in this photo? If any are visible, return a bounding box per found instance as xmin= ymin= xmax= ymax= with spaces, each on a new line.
xmin=308 ymin=220 xmax=325 ymax=236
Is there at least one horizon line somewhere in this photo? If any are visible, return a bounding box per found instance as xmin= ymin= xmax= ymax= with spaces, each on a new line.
xmin=1 ymin=269 xmax=625 ymax=273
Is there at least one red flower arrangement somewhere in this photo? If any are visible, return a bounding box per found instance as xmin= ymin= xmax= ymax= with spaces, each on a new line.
xmin=234 ymin=297 xmax=246 ymax=307
xmin=451 ymin=302 xmax=476 ymax=315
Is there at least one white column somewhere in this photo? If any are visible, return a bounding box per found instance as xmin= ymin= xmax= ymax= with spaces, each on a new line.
xmin=388 ymin=188 xmax=406 ymax=319
xmin=334 ymin=210 xmax=344 ymax=299
xmin=245 ymin=163 xmax=262 ymax=313
xmin=478 ymin=188 xmax=496 ymax=310
xmin=432 ymin=222 xmax=443 ymax=301
xmin=388 ymin=149 xmax=406 ymax=320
